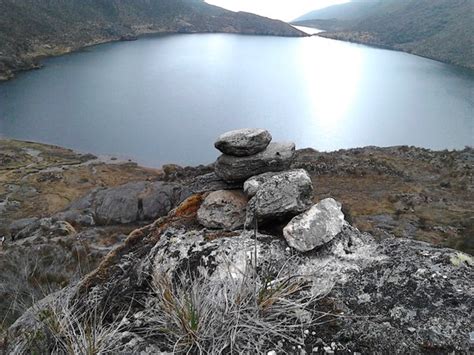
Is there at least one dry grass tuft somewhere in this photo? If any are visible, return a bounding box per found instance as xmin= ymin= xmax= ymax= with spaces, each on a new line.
xmin=146 ymin=259 xmax=324 ymax=354
xmin=35 ymin=296 xmax=130 ymax=355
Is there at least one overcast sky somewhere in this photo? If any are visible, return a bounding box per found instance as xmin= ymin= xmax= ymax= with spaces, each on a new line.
xmin=205 ymin=0 xmax=350 ymax=21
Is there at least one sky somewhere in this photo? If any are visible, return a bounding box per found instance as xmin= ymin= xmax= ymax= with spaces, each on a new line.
xmin=205 ymin=0 xmax=350 ymax=22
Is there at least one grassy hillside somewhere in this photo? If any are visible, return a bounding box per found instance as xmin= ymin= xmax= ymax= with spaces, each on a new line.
xmin=0 ymin=0 xmax=305 ymax=80
xmin=293 ymin=0 xmax=474 ymax=69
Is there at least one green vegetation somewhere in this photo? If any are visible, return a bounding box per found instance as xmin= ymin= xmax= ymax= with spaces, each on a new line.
xmin=293 ymin=0 xmax=474 ymax=69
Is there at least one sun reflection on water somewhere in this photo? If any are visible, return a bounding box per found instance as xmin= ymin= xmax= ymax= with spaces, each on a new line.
xmin=296 ymin=37 xmax=363 ymax=146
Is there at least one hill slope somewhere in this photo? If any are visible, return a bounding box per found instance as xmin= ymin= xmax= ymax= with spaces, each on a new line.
xmin=0 ymin=0 xmax=305 ymax=80
xmin=293 ymin=0 xmax=474 ymax=69
xmin=294 ymin=1 xmax=375 ymax=23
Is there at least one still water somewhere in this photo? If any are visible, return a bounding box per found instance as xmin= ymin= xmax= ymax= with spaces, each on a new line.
xmin=0 ymin=31 xmax=472 ymax=166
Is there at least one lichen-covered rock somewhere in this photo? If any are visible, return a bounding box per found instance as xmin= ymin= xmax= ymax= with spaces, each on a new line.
xmin=7 ymin=219 xmax=473 ymax=354
xmin=215 ymin=142 xmax=296 ymax=182
xmin=283 ymin=198 xmax=345 ymax=252
xmin=245 ymin=169 xmax=313 ymax=227
xmin=197 ymin=190 xmax=248 ymax=230
xmin=214 ymin=128 xmax=272 ymax=156
xmin=243 ymin=171 xmax=280 ymax=197
xmin=153 ymin=228 xmax=287 ymax=283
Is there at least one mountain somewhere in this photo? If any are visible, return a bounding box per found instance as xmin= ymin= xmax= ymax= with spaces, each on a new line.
xmin=0 ymin=0 xmax=305 ymax=81
xmin=294 ymin=1 xmax=375 ymax=23
xmin=292 ymin=0 xmax=474 ymax=69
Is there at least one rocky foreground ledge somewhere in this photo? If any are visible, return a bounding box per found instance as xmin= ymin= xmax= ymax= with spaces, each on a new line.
xmin=1 ymin=132 xmax=473 ymax=353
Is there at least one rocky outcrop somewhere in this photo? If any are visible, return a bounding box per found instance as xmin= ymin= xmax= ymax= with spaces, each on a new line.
xmin=7 ymin=202 xmax=472 ymax=354
xmin=215 ymin=142 xmax=296 ymax=182
xmin=197 ymin=190 xmax=248 ymax=230
xmin=283 ymin=198 xmax=345 ymax=252
xmin=67 ymin=181 xmax=191 ymax=225
xmin=3 ymin=131 xmax=473 ymax=354
xmin=245 ymin=169 xmax=313 ymax=227
xmin=214 ymin=128 xmax=272 ymax=156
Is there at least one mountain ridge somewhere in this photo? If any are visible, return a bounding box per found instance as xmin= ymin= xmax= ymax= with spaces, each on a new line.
xmin=292 ymin=0 xmax=474 ymax=69
xmin=0 ymin=0 xmax=305 ymax=81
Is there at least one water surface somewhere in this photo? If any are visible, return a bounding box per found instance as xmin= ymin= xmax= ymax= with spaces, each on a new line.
xmin=0 ymin=33 xmax=472 ymax=166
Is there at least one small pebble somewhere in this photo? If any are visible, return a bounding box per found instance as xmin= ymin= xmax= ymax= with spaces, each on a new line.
xmin=267 ymin=351 xmax=277 ymax=355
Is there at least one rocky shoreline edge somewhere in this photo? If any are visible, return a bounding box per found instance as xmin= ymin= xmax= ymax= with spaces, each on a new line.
xmin=1 ymin=130 xmax=472 ymax=353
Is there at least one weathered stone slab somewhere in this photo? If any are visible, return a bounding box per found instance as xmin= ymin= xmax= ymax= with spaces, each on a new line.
xmin=215 ymin=142 xmax=296 ymax=182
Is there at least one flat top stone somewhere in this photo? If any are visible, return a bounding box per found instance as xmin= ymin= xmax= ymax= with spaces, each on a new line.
xmin=215 ymin=128 xmax=272 ymax=157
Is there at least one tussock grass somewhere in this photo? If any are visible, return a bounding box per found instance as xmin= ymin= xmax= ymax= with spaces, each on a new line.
xmin=34 ymin=295 xmax=130 ymax=355
xmin=147 ymin=258 xmax=324 ymax=354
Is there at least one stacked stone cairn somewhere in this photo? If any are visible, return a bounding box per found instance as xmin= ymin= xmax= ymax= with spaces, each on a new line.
xmin=197 ymin=128 xmax=345 ymax=252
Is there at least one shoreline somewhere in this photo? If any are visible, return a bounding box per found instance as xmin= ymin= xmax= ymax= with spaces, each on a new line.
xmin=1 ymin=136 xmax=471 ymax=171
xmin=0 ymin=29 xmax=308 ymax=83
xmin=314 ymin=31 xmax=474 ymax=72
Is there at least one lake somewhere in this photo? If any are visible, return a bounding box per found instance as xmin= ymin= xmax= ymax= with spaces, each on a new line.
xmin=0 ymin=31 xmax=473 ymax=167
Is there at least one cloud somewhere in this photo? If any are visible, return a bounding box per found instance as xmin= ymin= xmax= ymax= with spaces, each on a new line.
xmin=206 ymin=0 xmax=350 ymax=21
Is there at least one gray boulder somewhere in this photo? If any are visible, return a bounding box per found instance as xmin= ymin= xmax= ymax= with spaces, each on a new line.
xmin=243 ymin=171 xmax=281 ymax=197
xmin=245 ymin=169 xmax=313 ymax=227
xmin=197 ymin=190 xmax=248 ymax=230
xmin=66 ymin=181 xmax=191 ymax=225
xmin=283 ymin=198 xmax=345 ymax=252
xmin=215 ymin=142 xmax=296 ymax=182
xmin=214 ymin=128 xmax=272 ymax=156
